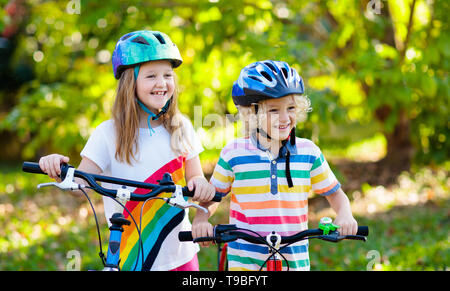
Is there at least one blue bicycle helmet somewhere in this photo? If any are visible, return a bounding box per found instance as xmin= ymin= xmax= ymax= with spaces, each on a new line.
xmin=232 ymin=60 xmax=305 ymax=106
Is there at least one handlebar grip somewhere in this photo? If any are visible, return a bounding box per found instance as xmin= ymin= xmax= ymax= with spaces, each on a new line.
xmin=357 ymin=226 xmax=369 ymax=236
xmin=178 ymin=231 xmax=217 ymax=243
xmin=211 ymin=193 xmax=223 ymax=202
xmin=181 ymin=187 xmax=222 ymax=202
xmin=22 ymin=162 xmax=46 ymax=175
xmin=179 ymin=231 xmax=193 ymax=242
xmin=22 ymin=161 xmax=71 ymax=180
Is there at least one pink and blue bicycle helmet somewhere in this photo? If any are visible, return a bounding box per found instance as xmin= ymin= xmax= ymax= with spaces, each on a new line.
xmin=112 ymin=30 xmax=182 ymax=80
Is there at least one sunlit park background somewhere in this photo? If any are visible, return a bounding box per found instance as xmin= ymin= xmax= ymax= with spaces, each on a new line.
xmin=0 ymin=0 xmax=448 ymax=271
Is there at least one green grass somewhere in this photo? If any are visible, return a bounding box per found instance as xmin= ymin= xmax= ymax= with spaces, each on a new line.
xmin=1 ymin=162 xmax=448 ymax=271
xmin=309 ymin=200 xmax=449 ymax=271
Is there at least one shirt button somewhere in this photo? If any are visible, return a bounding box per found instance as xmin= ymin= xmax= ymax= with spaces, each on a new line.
xmin=271 ymin=175 xmax=276 ymax=179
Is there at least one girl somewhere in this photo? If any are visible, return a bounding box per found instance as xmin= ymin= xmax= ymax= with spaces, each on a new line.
xmin=192 ymin=60 xmax=358 ymax=271
xmin=39 ymin=30 xmax=215 ymax=271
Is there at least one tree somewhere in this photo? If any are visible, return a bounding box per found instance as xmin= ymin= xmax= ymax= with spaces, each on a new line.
xmin=1 ymin=0 xmax=448 ymax=168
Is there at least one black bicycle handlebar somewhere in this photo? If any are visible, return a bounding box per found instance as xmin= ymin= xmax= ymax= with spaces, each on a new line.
xmin=22 ymin=161 xmax=222 ymax=202
xmin=22 ymin=161 xmax=47 ymax=175
xmin=178 ymin=224 xmax=368 ymax=243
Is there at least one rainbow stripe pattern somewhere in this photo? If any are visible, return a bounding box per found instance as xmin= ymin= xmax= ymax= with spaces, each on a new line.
xmin=119 ymin=156 xmax=187 ymax=271
xmin=210 ymin=137 xmax=340 ymax=271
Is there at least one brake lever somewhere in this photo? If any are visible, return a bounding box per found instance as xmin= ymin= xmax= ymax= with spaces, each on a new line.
xmin=166 ymin=185 xmax=208 ymax=213
xmin=340 ymin=235 xmax=367 ymax=242
xmin=319 ymin=231 xmax=367 ymax=243
xmin=218 ymin=233 xmax=238 ymax=243
xmin=319 ymin=234 xmax=340 ymax=243
xmin=37 ymin=167 xmax=82 ymax=191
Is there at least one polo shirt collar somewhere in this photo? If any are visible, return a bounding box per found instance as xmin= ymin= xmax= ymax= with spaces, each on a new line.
xmin=250 ymin=131 xmax=297 ymax=158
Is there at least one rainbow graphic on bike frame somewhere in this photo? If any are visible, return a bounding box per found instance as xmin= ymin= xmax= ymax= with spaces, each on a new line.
xmin=119 ymin=156 xmax=186 ymax=271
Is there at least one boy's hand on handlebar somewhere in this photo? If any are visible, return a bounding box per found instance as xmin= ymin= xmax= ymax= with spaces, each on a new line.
xmin=39 ymin=154 xmax=70 ymax=180
xmin=192 ymin=217 xmax=214 ymax=248
xmin=334 ymin=214 xmax=358 ymax=236
xmin=187 ymin=176 xmax=216 ymax=203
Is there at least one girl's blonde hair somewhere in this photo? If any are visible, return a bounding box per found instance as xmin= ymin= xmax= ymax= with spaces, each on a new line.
xmin=112 ymin=67 xmax=192 ymax=165
xmin=238 ymin=94 xmax=312 ymax=137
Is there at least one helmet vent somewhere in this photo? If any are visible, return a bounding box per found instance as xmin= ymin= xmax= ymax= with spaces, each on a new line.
xmin=260 ymin=71 xmax=273 ymax=82
xmin=249 ymin=76 xmax=262 ymax=82
xmin=281 ymin=68 xmax=288 ymax=79
xmin=121 ymin=33 xmax=135 ymax=41
xmin=153 ymin=33 xmax=166 ymax=44
xmin=132 ymin=36 xmax=150 ymax=45
xmin=265 ymin=62 xmax=277 ymax=73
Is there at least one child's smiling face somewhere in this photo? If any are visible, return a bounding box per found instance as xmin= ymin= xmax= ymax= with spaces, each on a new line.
xmin=259 ymin=95 xmax=297 ymax=142
xmin=135 ymin=60 xmax=175 ymax=114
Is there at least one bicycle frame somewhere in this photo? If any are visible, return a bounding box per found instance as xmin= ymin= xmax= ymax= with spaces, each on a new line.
xmin=102 ymin=213 xmax=130 ymax=271
xmin=22 ymin=161 xmax=222 ymax=271
xmin=215 ymin=236 xmax=284 ymax=271
xmin=218 ymin=243 xmax=228 ymax=271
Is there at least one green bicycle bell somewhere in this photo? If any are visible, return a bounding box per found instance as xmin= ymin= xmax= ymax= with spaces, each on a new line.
xmin=318 ymin=217 xmax=340 ymax=235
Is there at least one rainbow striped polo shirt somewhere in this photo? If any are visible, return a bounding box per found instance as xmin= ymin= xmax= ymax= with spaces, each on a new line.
xmin=210 ymin=136 xmax=340 ymax=271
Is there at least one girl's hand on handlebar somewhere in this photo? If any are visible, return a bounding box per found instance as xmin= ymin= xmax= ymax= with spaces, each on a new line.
xmin=187 ymin=176 xmax=216 ymax=203
xmin=39 ymin=154 xmax=70 ymax=180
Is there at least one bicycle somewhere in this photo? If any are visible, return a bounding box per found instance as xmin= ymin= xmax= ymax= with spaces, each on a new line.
xmin=179 ymin=217 xmax=369 ymax=271
xmin=22 ymin=161 xmax=222 ymax=271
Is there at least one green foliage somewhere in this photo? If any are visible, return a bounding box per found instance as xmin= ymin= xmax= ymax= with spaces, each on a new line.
xmin=0 ymin=164 xmax=107 ymax=270
xmin=0 ymin=0 xmax=448 ymax=164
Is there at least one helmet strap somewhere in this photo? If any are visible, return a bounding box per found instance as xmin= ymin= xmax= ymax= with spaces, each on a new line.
xmin=256 ymin=127 xmax=272 ymax=141
xmin=151 ymin=97 xmax=171 ymax=120
xmin=284 ymin=144 xmax=294 ymax=188
xmin=290 ymin=127 xmax=296 ymax=145
xmin=253 ymin=104 xmax=259 ymax=114
xmin=136 ymin=97 xmax=171 ymax=136
xmin=286 ymin=127 xmax=296 ymax=187
xmin=136 ymin=98 xmax=157 ymax=136
xmin=254 ymin=103 xmax=272 ymax=141
xmin=280 ymin=128 xmax=296 ymax=188
xmin=134 ymin=65 xmax=140 ymax=80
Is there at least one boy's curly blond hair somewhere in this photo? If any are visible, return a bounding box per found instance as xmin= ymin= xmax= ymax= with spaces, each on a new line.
xmin=237 ymin=94 xmax=312 ymax=137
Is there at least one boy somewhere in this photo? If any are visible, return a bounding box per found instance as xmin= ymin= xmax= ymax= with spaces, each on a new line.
xmin=192 ymin=60 xmax=357 ymax=271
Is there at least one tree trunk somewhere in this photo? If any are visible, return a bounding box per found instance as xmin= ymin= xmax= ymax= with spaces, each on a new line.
xmin=379 ymin=109 xmax=414 ymax=182
xmin=372 ymin=0 xmax=417 ymax=176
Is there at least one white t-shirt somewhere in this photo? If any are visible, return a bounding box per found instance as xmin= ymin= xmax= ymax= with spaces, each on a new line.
xmin=80 ymin=116 xmax=202 ymax=270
